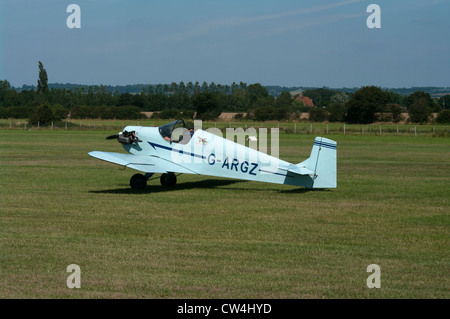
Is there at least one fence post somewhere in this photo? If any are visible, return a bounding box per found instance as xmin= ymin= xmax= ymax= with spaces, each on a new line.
xmin=51 ymin=121 xmax=53 ymax=130
xmin=37 ymin=122 xmax=40 ymax=130
xmin=415 ymin=126 xmax=417 ymax=136
xmin=326 ymin=124 xmax=329 ymax=134
xmin=294 ymin=123 xmax=296 ymax=134
xmin=397 ymin=125 xmax=399 ymax=135
xmin=362 ymin=125 xmax=364 ymax=135
xmin=344 ymin=124 xmax=346 ymax=135
xmin=379 ymin=125 xmax=382 ymax=135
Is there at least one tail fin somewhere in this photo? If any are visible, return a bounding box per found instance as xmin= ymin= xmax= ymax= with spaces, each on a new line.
xmin=298 ymin=137 xmax=337 ymax=188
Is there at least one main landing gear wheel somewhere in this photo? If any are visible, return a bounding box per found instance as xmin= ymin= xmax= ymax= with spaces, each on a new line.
xmin=130 ymin=173 xmax=147 ymax=189
xmin=160 ymin=173 xmax=177 ymax=187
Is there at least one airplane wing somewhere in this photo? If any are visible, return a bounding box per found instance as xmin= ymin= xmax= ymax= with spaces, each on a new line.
xmin=88 ymin=151 xmax=197 ymax=174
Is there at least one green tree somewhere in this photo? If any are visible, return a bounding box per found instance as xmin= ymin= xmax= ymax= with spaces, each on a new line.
xmin=158 ymin=108 xmax=182 ymax=119
xmin=436 ymin=109 xmax=450 ymax=124
xmin=439 ymin=95 xmax=450 ymax=109
xmin=409 ymin=97 xmax=431 ymax=124
xmin=3 ymin=89 xmax=20 ymax=107
xmin=192 ymin=92 xmax=221 ymax=120
xmin=0 ymin=80 xmax=11 ymax=106
xmin=254 ymin=106 xmax=275 ymax=121
xmin=230 ymin=88 xmax=248 ymax=112
xmin=330 ymin=92 xmax=349 ymax=105
xmin=0 ymin=105 xmax=33 ymax=119
xmin=29 ymin=103 xmax=53 ymax=126
xmin=51 ymin=104 xmax=69 ymax=120
xmin=388 ymin=91 xmax=405 ymax=105
xmin=246 ymin=83 xmax=269 ymax=105
xmin=345 ymin=86 xmax=390 ymax=124
xmin=327 ymin=103 xmax=348 ymax=122
xmin=274 ymin=106 xmax=290 ymax=120
xmin=405 ymin=91 xmax=435 ymax=111
xmin=275 ymin=91 xmax=293 ymax=108
xmin=70 ymin=105 xmax=94 ymax=119
xmin=303 ymin=88 xmax=336 ymax=107
xmin=112 ymin=106 xmax=146 ymax=120
xmin=290 ymin=99 xmax=310 ymax=113
xmin=309 ymin=107 xmax=329 ymax=122
xmin=388 ymin=103 xmax=403 ymax=123
xmin=117 ymin=93 xmax=133 ymax=106
xmin=253 ymin=96 xmax=275 ymax=109
xmin=37 ymin=61 xmax=49 ymax=96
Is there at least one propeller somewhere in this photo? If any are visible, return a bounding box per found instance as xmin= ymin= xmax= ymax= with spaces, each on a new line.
xmin=105 ymin=131 xmax=142 ymax=143
xmin=106 ymin=133 xmax=121 ymax=140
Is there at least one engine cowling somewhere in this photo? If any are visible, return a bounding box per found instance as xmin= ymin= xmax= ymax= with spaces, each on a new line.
xmin=106 ymin=130 xmax=142 ymax=144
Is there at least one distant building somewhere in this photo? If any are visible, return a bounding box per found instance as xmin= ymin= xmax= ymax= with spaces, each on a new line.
xmin=295 ymin=93 xmax=314 ymax=107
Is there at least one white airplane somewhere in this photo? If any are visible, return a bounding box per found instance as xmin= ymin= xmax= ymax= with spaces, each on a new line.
xmin=89 ymin=119 xmax=337 ymax=189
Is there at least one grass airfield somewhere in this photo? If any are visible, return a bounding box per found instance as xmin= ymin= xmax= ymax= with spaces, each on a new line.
xmin=0 ymin=129 xmax=448 ymax=298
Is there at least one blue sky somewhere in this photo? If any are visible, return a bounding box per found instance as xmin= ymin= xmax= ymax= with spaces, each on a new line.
xmin=1 ymin=0 xmax=449 ymax=88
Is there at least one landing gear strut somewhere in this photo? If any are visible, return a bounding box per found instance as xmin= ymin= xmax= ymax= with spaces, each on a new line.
xmin=160 ymin=173 xmax=177 ymax=187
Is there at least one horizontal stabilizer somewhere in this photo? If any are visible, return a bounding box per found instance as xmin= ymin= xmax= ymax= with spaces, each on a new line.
xmin=281 ymin=165 xmax=315 ymax=177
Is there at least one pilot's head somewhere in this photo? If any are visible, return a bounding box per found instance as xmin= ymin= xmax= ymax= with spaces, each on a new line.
xmin=185 ymin=121 xmax=194 ymax=131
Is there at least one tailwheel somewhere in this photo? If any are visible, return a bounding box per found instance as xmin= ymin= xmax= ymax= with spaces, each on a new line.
xmin=130 ymin=173 xmax=147 ymax=189
xmin=160 ymin=173 xmax=177 ymax=187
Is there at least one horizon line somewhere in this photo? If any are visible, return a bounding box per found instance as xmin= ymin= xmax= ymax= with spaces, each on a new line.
xmin=10 ymin=82 xmax=450 ymax=90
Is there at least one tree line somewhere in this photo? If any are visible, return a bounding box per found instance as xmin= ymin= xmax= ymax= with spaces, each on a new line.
xmin=1 ymin=62 xmax=449 ymax=126
xmin=302 ymin=86 xmax=449 ymax=125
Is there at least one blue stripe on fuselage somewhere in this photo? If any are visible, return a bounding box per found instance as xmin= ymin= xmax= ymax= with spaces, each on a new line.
xmin=148 ymin=141 xmax=206 ymax=159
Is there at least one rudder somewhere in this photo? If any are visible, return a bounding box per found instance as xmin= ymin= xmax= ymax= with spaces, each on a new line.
xmin=299 ymin=137 xmax=337 ymax=188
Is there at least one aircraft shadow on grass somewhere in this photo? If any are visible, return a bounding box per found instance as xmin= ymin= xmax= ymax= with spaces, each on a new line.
xmin=89 ymin=178 xmax=323 ymax=195
xmin=90 ymin=178 xmax=244 ymax=195
xmin=277 ymin=188 xmax=331 ymax=194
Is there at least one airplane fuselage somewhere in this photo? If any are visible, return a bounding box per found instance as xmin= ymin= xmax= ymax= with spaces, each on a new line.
xmin=121 ymin=125 xmax=315 ymax=187
xmin=89 ymin=121 xmax=337 ymax=189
